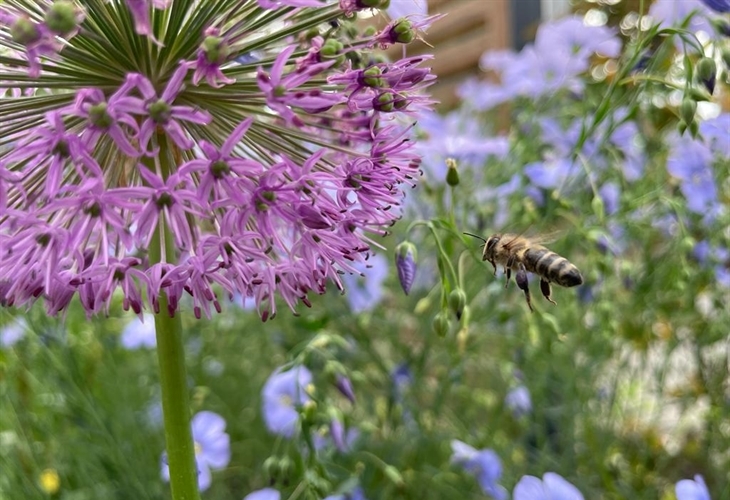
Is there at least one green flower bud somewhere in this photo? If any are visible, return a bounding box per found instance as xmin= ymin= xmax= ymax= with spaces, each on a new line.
xmin=383 ymin=465 xmax=405 ymax=487
xmin=45 ymin=1 xmax=78 ymax=37
xmin=11 ymin=17 xmax=40 ymax=45
xmin=362 ymin=66 xmax=385 ymax=88
xmin=432 ymin=311 xmax=451 ymax=337
xmin=445 ymin=158 xmax=459 ymax=186
xmin=680 ymin=97 xmax=697 ymax=125
xmin=321 ymin=39 xmax=344 ymax=60
xmin=201 ymin=36 xmax=230 ymax=64
xmin=448 ymin=288 xmax=467 ymax=319
xmin=696 ymin=57 xmax=717 ymax=94
xmin=591 ymin=195 xmax=605 ymax=221
xmin=392 ymin=20 xmax=415 ymax=44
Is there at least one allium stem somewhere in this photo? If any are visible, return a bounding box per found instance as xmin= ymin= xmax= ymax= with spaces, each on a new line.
xmin=152 ymin=134 xmax=200 ymax=500
xmin=154 ymin=296 xmax=199 ymax=500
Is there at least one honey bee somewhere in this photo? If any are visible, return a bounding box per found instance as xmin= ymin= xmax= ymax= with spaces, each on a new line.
xmin=464 ymin=232 xmax=583 ymax=311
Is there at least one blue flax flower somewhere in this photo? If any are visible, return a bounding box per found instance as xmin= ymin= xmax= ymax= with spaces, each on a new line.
xmin=161 ymin=411 xmax=230 ymax=492
xmin=0 ymin=317 xmax=26 ymax=348
xmin=513 ymin=472 xmax=584 ymax=500
xmin=699 ymin=0 xmax=730 ymax=12
xmin=120 ymin=314 xmax=156 ymax=349
xmin=666 ymin=139 xmax=719 ymax=216
xmin=262 ymin=366 xmax=312 ymax=438
xmin=244 ymin=488 xmax=281 ymax=500
xmin=342 ymin=254 xmax=389 ymax=313
xmin=450 ymin=440 xmax=507 ymax=500
xmin=505 ymin=385 xmax=532 ymax=418
xmin=676 ymin=474 xmax=711 ymax=500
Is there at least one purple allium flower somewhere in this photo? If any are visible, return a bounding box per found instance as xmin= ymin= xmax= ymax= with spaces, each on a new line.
xmin=161 ymin=411 xmax=231 ymax=492
xmin=676 ymin=475 xmax=711 ymax=500
xmin=120 ymin=313 xmax=156 ymax=349
xmin=505 ymin=385 xmax=532 ymax=417
xmin=450 ymin=440 xmax=507 ymax=500
xmin=513 ymin=472 xmax=584 ymax=500
xmin=262 ymin=366 xmax=312 ymax=438
xmin=244 ymin=488 xmax=281 ymax=500
xmin=0 ymin=1 xmax=433 ymax=321
xmin=324 ymin=486 xmax=368 ymax=500
xmin=0 ymin=317 xmax=27 ymax=348
xmin=342 ymin=254 xmax=389 ymax=313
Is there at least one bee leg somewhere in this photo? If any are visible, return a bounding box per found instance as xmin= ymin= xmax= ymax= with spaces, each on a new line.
xmin=540 ymin=279 xmax=557 ymax=305
xmin=489 ymin=259 xmax=497 ymax=276
xmin=504 ymin=256 xmax=515 ymax=288
xmin=515 ymin=267 xmax=533 ymax=312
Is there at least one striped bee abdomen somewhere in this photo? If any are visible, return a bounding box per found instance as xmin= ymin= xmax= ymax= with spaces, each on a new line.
xmin=524 ymin=247 xmax=583 ymax=288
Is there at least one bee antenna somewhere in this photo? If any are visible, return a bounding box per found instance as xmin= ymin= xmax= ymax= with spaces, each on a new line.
xmin=463 ymin=232 xmax=487 ymax=243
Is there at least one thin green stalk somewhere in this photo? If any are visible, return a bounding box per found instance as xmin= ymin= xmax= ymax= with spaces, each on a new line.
xmin=149 ymin=134 xmax=200 ymax=500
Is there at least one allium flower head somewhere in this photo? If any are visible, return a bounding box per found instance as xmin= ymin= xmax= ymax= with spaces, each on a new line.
xmin=161 ymin=411 xmax=231 ymax=492
xmin=0 ymin=0 xmax=434 ymax=321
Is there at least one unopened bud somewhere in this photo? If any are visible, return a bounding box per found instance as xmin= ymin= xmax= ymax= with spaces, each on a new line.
xmin=445 ymin=158 xmax=459 ymax=186
xmin=432 ymin=311 xmax=451 ymax=337
xmin=448 ymin=288 xmax=467 ymax=319
xmin=383 ymin=465 xmax=405 ymax=487
xmin=395 ymin=241 xmax=417 ymax=295
xmin=10 ymin=17 xmax=40 ymax=45
xmin=391 ymin=19 xmax=415 ymax=44
xmin=335 ymin=374 xmax=356 ymax=404
xmin=45 ymin=1 xmax=78 ymax=37
xmin=201 ymin=36 xmax=230 ymax=64
xmin=696 ymin=57 xmax=717 ymax=94
xmin=680 ymin=97 xmax=697 ymax=126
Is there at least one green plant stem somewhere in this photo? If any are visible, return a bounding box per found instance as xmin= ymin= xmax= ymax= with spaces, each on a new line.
xmin=149 ymin=133 xmax=200 ymax=500
xmin=154 ymin=299 xmax=199 ymax=500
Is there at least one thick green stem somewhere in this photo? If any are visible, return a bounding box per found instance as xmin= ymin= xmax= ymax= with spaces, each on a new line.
xmin=154 ymin=299 xmax=199 ymax=500
xmin=148 ymin=133 xmax=201 ymax=500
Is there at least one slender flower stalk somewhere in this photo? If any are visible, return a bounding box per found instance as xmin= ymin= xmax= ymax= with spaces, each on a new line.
xmin=0 ymin=1 xmax=434 ymax=498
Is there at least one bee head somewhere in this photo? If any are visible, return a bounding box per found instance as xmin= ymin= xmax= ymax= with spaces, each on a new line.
xmin=483 ymin=234 xmax=501 ymax=261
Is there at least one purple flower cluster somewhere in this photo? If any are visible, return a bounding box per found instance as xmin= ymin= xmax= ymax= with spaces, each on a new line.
xmin=0 ymin=1 xmax=435 ymax=321
xmin=459 ymin=15 xmax=621 ymax=110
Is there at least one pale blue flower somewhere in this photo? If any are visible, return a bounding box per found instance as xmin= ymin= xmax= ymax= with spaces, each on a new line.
xmin=120 ymin=314 xmax=156 ymax=349
xmin=262 ymin=366 xmax=312 ymax=438
xmin=244 ymin=488 xmax=281 ymax=500
xmin=505 ymin=385 xmax=532 ymax=417
xmin=513 ymin=472 xmax=584 ymax=500
xmin=599 ymin=182 xmax=621 ymax=215
xmin=161 ymin=411 xmax=231 ymax=492
xmin=342 ymin=254 xmax=389 ymax=313
xmin=0 ymin=317 xmax=27 ymax=347
xmin=387 ymin=0 xmax=427 ymax=19
xmin=450 ymin=440 xmax=507 ymax=500
xmin=676 ymin=474 xmax=711 ymax=500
